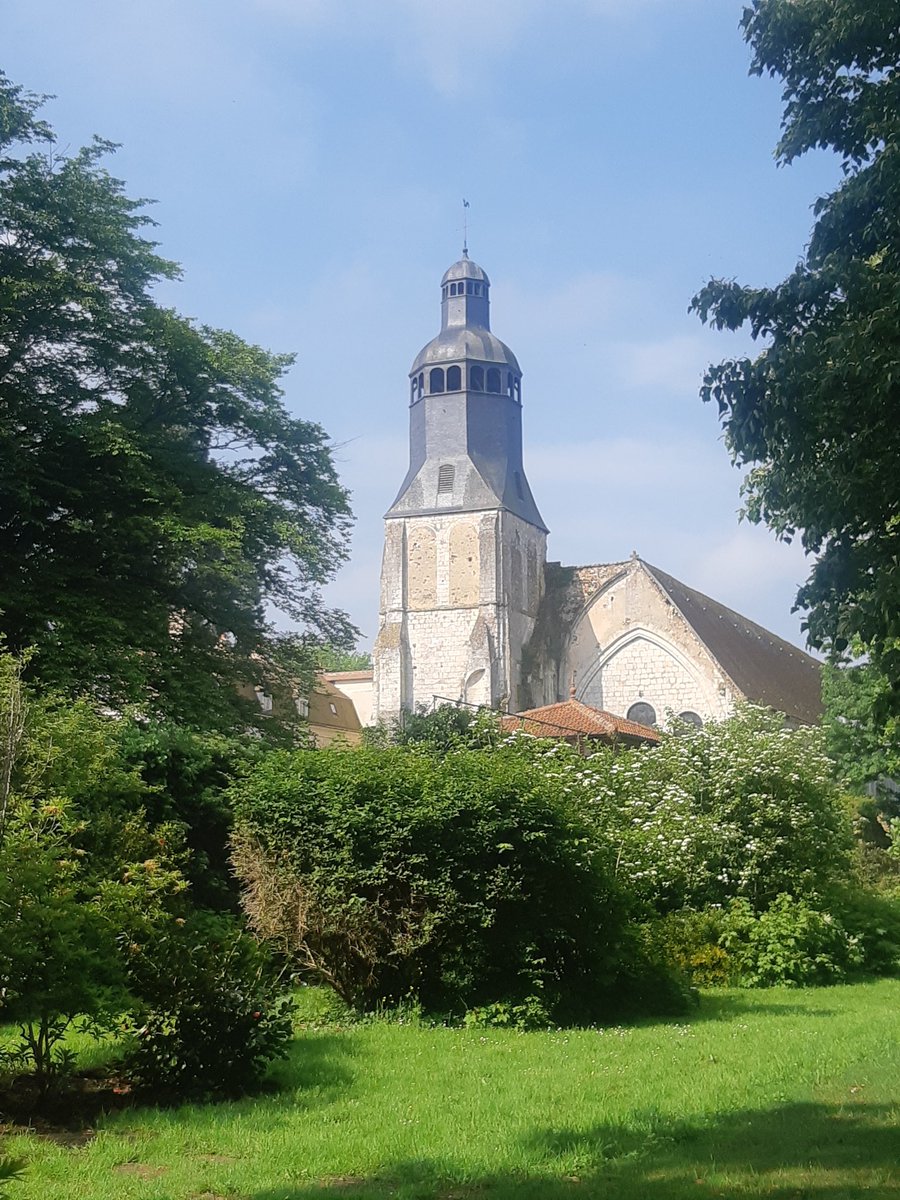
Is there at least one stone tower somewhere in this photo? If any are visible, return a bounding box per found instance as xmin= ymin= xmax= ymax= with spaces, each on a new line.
xmin=373 ymin=252 xmax=547 ymax=723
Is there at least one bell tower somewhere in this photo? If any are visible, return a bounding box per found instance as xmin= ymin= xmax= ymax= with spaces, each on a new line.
xmin=373 ymin=252 xmax=548 ymax=723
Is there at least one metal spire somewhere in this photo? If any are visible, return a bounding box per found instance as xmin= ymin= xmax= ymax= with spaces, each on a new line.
xmin=462 ymin=198 xmax=469 ymax=256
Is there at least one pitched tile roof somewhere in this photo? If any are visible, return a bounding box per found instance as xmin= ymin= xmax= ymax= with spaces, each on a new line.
xmin=644 ymin=562 xmax=823 ymax=725
xmin=502 ymin=697 xmax=661 ymax=744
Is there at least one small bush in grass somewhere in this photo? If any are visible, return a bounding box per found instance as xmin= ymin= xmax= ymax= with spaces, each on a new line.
xmin=231 ymin=746 xmax=690 ymax=1024
xmin=721 ymin=895 xmax=863 ymax=987
xmin=646 ymin=909 xmax=734 ymax=988
xmin=122 ymin=913 xmax=294 ymax=1099
xmin=0 ymin=1151 xmax=25 ymax=1198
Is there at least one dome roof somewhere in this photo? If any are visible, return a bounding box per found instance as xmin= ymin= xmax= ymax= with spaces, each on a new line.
xmin=441 ymin=254 xmax=490 ymax=286
xmin=411 ymin=326 xmax=520 ymax=374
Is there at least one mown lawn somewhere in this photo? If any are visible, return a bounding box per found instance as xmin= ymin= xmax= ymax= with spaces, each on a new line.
xmin=3 ymin=980 xmax=899 ymax=1200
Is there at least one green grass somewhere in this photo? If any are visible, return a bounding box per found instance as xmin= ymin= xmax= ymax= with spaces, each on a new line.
xmin=3 ymin=981 xmax=899 ymax=1199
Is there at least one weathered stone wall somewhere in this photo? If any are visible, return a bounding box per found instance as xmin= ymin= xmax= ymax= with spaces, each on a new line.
xmin=374 ymin=509 xmax=546 ymax=722
xmin=524 ymin=557 xmax=735 ymax=726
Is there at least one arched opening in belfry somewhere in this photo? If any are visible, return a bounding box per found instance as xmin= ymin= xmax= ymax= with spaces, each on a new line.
xmin=486 ymin=367 xmax=501 ymax=394
xmin=429 ymin=367 xmax=445 ymax=394
xmin=470 ymin=365 xmax=484 ymax=391
xmin=446 ymin=365 xmax=462 ymax=391
xmin=410 ymin=378 xmax=417 ymax=402
xmin=437 ymin=463 xmax=455 ymax=493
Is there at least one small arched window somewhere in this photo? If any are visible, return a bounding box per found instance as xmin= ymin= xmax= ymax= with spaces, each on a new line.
xmin=627 ymin=702 xmax=657 ymax=728
xmin=515 ymin=377 xmax=521 ymax=403
xmin=410 ymin=378 xmax=417 ymax=402
xmin=486 ymin=367 xmax=501 ymax=393
xmin=418 ymin=372 xmax=424 ymax=393
xmin=474 ymin=283 xmax=481 ymax=295
xmin=678 ymin=711 xmax=704 ymax=730
xmin=466 ymin=281 xmax=473 ymax=294
xmin=470 ymin=365 xmax=484 ymax=391
xmin=446 ymin=365 xmax=461 ymax=391
xmin=437 ymin=464 xmax=455 ymax=493
xmin=507 ymin=372 xmax=515 ymax=397
xmin=429 ymin=367 xmax=445 ymax=394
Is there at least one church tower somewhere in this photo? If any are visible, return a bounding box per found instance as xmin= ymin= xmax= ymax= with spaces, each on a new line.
xmin=373 ymin=252 xmax=548 ymax=722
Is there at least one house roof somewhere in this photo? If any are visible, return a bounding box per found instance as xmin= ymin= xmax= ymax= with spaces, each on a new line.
xmin=322 ymin=670 xmax=374 ymax=683
xmin=502 ymin=697 xmax=661 ymax=744
xmin=308 ymin=675 xmax=362 ymax=743
xmin=644 ymin=562 xmax=823 ymax=725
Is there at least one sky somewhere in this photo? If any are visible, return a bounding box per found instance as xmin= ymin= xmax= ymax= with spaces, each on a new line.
xmin=4 ymin=0 xmax=842 ymax=652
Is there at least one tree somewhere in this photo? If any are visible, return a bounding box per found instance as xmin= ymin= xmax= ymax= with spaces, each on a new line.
xmin=315 ymin=644 xmax=373 ymax=672
xmin=0 ymin=74 xmax=354 ymax=733
xmin=691 ymin=1 xmax=900 ymax=701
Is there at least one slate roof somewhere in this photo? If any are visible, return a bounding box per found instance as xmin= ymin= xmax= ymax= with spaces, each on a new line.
xmin=644 ymin=563 xmax=823 ymax=725
xmin=503 ymin=697 xmax=661 ymax=745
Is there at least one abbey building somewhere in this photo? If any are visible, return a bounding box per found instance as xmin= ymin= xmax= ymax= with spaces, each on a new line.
xmin=356 ymin=253 xmax=822 ymax=731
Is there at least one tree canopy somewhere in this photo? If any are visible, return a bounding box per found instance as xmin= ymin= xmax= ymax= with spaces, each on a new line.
xmin=692 ymin=1 xmax=900 ymax=698
xmin=0 ymin=74 xmax=354 ymax=732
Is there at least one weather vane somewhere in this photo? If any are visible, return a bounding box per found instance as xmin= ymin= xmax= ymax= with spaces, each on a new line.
xmin=462 ymin=198 xmax=469 ymax=256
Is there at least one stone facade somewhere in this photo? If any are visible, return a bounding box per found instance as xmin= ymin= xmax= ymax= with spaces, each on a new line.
xmin=374 ymin=508 xmax=545 ymax=720
xmin=373 ymin=252 xmax=547 ymax=723
xmin=522 ymin=557 xmax=732 ymax=725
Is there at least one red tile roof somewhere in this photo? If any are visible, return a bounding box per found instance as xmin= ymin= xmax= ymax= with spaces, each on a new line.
xmin=501 ymin=698 xmax=661 ymax=744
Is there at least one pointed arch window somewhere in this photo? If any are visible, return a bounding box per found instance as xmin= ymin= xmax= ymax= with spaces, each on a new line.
xmin=470 ymin=365 xmax=484 ymax=391
xmin=446 ymin=365 xmax=462 ymax=391
xmin=429 ymin=367 xmax=445 ymax=394
xmin=486 ymin=367 xmax=501 ymax=393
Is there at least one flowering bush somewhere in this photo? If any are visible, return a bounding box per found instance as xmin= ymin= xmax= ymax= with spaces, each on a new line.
xmin=514 ymin=707 xmax=853 ymax=915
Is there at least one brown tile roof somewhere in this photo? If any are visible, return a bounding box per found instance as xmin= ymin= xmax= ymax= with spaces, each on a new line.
xmin=644 ymin=563 xmax=823 ymax=725
xmin=502 ymin=698 xmax=661 ymax=744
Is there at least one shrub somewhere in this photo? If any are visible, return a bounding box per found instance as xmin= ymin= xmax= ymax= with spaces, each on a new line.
xmin=646 ymin=909 xmax=734 ymax=988
xmin=532 ymin=706 xmax=854 ymax=915
xmin=721 ymin=895 xmax=864 ymax=987
xmin=231 ymin=745 xmax=688 ymax=1024
xmin=122 ymin=912 xmax=294 ymax=1099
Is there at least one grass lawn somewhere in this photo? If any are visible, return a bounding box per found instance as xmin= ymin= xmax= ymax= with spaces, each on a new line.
xmin=2 ymin=980 xmax=899 ymax=1200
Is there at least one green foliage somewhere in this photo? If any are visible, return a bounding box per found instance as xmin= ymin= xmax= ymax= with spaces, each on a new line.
xmin=0 ymin=1153 xmax=25 ymax=1199
xmin=0 ymin=73 xmax=354 ymax=734
xmin=116 ymin=721 xmax=261 ymax=911
xmin=721 ymin=895 xmax=864 ymax=988
xmin=0 ymin=652 xmax=290 ymax=1099
xmin=121 ymin=912 xmax=294 ymax=1099
xmin=231 ymin=745 xmax=686 ymax=1024
xmin=646 ymin=910 xmax=734 ymax=989
xmin=691 ymin=1 xmax=900 ymax=698
xmin=543 ymin=707 xmax=853 ymax=914
xmin=316 ymin=644 xmax=373 ymax=672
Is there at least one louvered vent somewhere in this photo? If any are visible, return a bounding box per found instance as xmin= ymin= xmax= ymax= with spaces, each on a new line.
xmin=437 ymin=464 xmax=455 ymax=494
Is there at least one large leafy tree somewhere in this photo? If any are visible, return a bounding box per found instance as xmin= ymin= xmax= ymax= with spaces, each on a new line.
xmin=692 ymin=1 xmax=900 ymax=699
xmin=0 ymin=75 xmax=353 ymax=732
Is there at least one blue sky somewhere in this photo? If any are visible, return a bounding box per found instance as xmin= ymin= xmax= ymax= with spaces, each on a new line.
xmin=5 ymin=0 xmax=841 ymax=651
